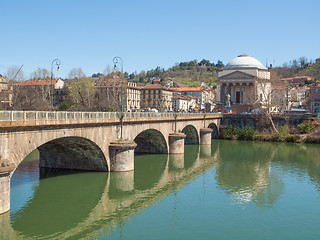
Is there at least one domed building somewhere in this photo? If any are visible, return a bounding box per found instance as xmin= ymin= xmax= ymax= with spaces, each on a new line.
xmin=217 ymin=54 xmax=271 ymax=113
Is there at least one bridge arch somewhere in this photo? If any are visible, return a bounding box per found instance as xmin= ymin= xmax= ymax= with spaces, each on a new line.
xmin=134 ymin=129 xmax=168 ymax=154
xmin=182 ymin=125 xmax=199 ymax=144
xmin=208 ymin=122 xmax=219 ymax=139
xmin=37 ymin=137 xmax=108 ymax=171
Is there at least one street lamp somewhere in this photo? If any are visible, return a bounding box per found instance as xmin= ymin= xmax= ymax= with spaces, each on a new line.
xmin=113 ymin=56 xmax=124 ymax=139
xmin=50 ymin=59 xmax=61 ymax=109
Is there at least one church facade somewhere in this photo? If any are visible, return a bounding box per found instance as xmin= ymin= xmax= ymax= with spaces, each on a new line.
xmin=217 ymin=54 xmax=271 ymax=113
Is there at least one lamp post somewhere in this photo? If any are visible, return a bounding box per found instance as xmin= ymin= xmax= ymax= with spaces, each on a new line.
xmin=113 ymin=56 xmax=124 ymax=139
xmin=50 ymin=59 xmax=61 ymax=109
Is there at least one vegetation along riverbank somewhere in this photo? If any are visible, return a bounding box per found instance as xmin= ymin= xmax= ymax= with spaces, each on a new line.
xmin=219 ymin=118 xmax=320 ymax=144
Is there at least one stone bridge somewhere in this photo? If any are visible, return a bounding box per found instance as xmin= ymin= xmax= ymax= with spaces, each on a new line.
xmin=0 ymin=144 xmax=219 ymax=239
xmin=0 ymin=111 xmax=221 ymax=215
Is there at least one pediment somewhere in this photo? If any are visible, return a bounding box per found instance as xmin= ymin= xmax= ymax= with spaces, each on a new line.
xmin=219 ymin=71 xmax=255 ymax=80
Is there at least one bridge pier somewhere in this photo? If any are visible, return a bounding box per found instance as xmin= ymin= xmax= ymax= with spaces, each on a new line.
xmin=168 ymin=133 xmax=186 ymax=154
xmin=0 ymin=166 xmax=14 ymax=215
xmin=109 ymin=140 xmax=137 ymax=172
xmin=169 ymin=154 xmax=184 ymax=170
xmin=200 ymin=128 xmax=213 ymax=145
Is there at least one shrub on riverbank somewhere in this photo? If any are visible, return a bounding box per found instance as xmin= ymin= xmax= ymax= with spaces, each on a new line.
xmin=219 ymin=119 xmax=320 ymax=144
xmin=219 ymin=126 xmax=257 ymax=141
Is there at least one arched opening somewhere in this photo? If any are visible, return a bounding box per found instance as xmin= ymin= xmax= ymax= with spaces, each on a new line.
xmin=10 ymin=144 xmax=107 ymax=237
xmin=38 ymin=137 xmax=108 ymax=172
xmin=182 ymin=125 xmax=199 ymax=144
xmin=134 ymin=129 xmax=168 ymax=154
xmin=208 ymin=122 xmax=219 ymax=139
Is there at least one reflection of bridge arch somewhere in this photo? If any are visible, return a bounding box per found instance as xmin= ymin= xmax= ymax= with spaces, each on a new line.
xmin=182 ymin=125 xmax=199 ymax=144
xmin=11 ymin=169 xmax=107 ymax=237
xmin=134 ymin=129 xmax=168 ymax=154
xmin=1 ymin=146 xmax=219 ymax=239
xmin=208 ymin=122 xmax=219 ymax=139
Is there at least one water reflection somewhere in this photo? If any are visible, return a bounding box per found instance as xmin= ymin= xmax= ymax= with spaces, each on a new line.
xmin=2 ymin=140 xmax=320 ymax=239
xmin=215 ymin=140 xmax=283 ymax=207
xmin=11 ymin=168 xmax=107 ymax=238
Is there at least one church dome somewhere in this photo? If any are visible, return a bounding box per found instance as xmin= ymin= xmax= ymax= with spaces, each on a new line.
xmin=225 ymin=54 xmax=267 ymax=70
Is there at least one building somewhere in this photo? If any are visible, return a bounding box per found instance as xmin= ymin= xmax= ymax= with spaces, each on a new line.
xmin=280 ymin=76 xmax=312 ymax=85
xmin=217 ymin=54 xmax=271 ymax=113
xmin=95 ymin=79 xmax=141 ymax=112
xmin=172 ymin=86 xmax=213 ymax=111
xmin=0 ymin=75 xmax=12 ymax=107
xmin=140 ymin=84 xmax=173 ymax=111
xmin=13 ymin=78 xmax=65 ymax=108
xmin=172 ymin=94 xmax=189 ymax=112
xmin=126 ymin=82 xmax=141 ymax=111
xmin=271 ymin=85 xmax=288 ymax=113
xmin=310 ymin=86 xmax=320 ymax=114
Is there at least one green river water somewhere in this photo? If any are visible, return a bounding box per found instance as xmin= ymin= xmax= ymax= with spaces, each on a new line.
xmin=1 ymin=140 xmax=320 ymax=239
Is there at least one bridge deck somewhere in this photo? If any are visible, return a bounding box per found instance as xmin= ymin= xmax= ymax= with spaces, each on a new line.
xmin=0 ymin=111 xmax=222 ymax=129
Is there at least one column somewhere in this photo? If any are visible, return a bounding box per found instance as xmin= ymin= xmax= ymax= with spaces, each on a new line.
xmin=109 ymin=140 xmax=137 ymax=172
xmin=233 ymin=83 xmax=236 ymax=104
xmin=220 ymin=83 xmax=225 ymax=104
xmin=240 ymin=83 xmax=243 ymax=104
xmin=200 ymin=128 xmax=213 ymax=145
xmin=169 ymin=132 xmax=186 ymax=154
xmin=0 ymin=165 xmax=14 ymax=215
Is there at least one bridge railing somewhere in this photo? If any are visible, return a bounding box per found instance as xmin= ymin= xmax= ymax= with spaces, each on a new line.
xmin=0 ymin=111 xmax=221 ymax=123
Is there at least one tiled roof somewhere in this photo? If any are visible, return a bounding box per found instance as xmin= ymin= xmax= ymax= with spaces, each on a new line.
xmin=142 ymin=84 xmax=169 ymax=90
xmin=281 ymin=76 xmax=312 ymax=81
xmin=14 ymin=79 xmax=58 ymax=86
xmin=171 ymin=87 xmax=203 ymax=92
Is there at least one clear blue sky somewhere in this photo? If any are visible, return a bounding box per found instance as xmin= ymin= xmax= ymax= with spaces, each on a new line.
xmin=1 ymin=0 xmax=319 ymax=79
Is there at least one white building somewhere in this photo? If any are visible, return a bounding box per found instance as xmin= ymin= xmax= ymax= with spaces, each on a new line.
xmin=126 ymin=82 xmax=141 ymax=111
xmin=217 ymin=54 xmax=271 ymax=113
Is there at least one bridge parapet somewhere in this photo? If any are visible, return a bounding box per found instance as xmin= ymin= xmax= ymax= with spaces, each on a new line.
xmin=0 ymin=111 xmax=222 ymax=128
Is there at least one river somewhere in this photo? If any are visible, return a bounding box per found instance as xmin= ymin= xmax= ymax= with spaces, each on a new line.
xmin=1 ymin=140 xmax=320 ymax=239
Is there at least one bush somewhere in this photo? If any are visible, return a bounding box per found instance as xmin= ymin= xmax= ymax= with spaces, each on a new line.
xmin=59 ymin=102 xmax=72 ymax=111
xmin=237 ymin=126 xmax=257 ymax=140
xmin=220 ymin=125 xmax=257 ymax=140
xmin=298 ymin=120 xmax=314 ymax=134
xmin=280 ymin=125 xmax=290 ymax=136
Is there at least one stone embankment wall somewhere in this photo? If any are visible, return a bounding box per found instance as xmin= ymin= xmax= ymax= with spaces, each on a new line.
xmin=221 ymin=114 xmax=314 ymax=129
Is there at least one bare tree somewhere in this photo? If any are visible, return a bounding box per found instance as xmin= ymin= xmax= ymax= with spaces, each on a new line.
xmin=30 ymin=68 xmax=50 ymax=80
xmin=12 ymin=85 xmax=51 ymax=110
xmin=68 ymin=67 xmax=86 ymax=80
xmin=6 ymin=65 xmax=24 ymax=81
xmin=94 ymin=73 xmax=125 ymax=111
xmin=103 ymin=65 xmax=111 ymax=76
xmin=254 ymin=70 xmax=286 ymax=133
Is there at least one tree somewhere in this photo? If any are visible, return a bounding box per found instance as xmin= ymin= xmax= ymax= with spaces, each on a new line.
xmin=103 ymin=65 xmax=111 ymax=76
xmin=68 ymin=67 xmax=86 ymax=79
xmin=12 ymin=85 xmax=51 ymax=110
xmin=30 ymin=68 xmax=50 ymax=80
xmin=6 ymin=65 xmax=24 ymax=81
xmin=68 ymin=78 xmax=96 ymax=110
xmin=254 ymin=70 xmax=286 ymax=134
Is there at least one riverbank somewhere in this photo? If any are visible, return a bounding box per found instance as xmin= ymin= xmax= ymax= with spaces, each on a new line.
xmin=219 ymin=119 xmax=320 ymax=144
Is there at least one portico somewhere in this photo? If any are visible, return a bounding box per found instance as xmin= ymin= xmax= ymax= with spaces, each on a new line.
xmin=217 ymin=54 xmax=271 ymax=113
